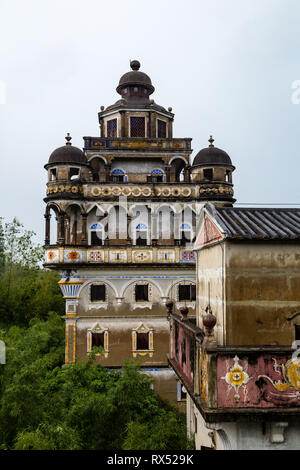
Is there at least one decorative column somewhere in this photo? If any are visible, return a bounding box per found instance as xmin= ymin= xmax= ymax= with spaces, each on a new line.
xmin=44 ymin=213 xmax=50 ymax=245
xmin=57 ymin=214 xmax=65 ymax=245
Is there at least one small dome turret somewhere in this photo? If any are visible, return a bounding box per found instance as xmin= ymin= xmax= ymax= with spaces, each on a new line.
xmin=192 ymin=136 xmax=233 ymax=167
xmin=48 ymin=134 xmax=87 ymax=165
xmin=116 ymin=60 xmax=155 ymax=96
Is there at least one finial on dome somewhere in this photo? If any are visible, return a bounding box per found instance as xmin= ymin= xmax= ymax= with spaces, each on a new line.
xmin=208 ymin=135 xmax=215 ymax=147
xmin=65 ymin=133 xmax=72 ymax=145
xmin=130 ymin=59 xmax=140 ymax=71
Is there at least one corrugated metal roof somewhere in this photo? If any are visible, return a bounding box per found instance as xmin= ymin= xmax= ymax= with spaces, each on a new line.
xmin=214 ymin=207 xmax=300 ymax=240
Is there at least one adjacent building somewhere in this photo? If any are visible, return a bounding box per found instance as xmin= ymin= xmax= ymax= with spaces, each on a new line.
xmin=168 ymin=202 xmax=300 ymax=449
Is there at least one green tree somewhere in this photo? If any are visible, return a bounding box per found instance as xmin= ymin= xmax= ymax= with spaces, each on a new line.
xmin=0 ymin=315 xmax=192 ymax=450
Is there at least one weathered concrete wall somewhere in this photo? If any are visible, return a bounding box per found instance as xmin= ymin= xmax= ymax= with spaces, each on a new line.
xmin=226 ymin=242 xmax=300 ymax=345
xmin=196 ymin=243 xmax=225 ymax=345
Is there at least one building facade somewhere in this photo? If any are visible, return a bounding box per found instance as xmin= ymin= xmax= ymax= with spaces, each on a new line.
xmin=168 ymin=203 xmax=300 ymax=448
xmin=43 ymin=60 xmax=235 ymax=402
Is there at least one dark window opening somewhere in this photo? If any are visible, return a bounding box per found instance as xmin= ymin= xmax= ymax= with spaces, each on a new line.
xmin=136 ymin=332 xmax=149 ymax=350
xmin=203 ymin=169 xmax=213 ymax=180
xmin=69 ymin=168 xmax=80 ymax=180
xmin=130 ymin=117 xmax=145 ymax=137
xmin=147 ymin=174 xmax=163 ymax=183
xmin=136 ymin=233 xmax=147 ymax=246
xmin=91 ymin=284 xmax=106 ymax=302
xmin=92 ymin=332 xmax=104 ymax=348
xmin=180 ymin=231 xmax=191 ymax=245
xmin=107 ymin=118 xmax=117 ymax=138
xmin=111 ymin=175 xmax=124 ymax=183
xmin=180 ymin=384 xmax=187 ymax=400
xmin=135 ymin=284 xmax=149 ymax=301
xmin=50 ymin=168 xmax=57 ymax=181
xmin=91 ymin=231 xmax=103 ymax=245
xmin=295 ymin=325 xmax=300 ymax=340
xmin=157 ymin=119 xmax=167 ymax=138
xmin=179 ymin=284 xmax=196 ymax=301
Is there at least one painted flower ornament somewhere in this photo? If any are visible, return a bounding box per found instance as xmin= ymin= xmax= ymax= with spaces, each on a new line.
xmin=221 ymin=355 xmax=252 ymax=402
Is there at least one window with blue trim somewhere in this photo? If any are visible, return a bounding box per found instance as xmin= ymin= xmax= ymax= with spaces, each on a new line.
xmin=90 ymin=223 xmax=103 ymax=245
xmin=111 ymin=168 xmax=126 ymax=183
xmin=147 ymin=169 xmax=164 ymax=183
xmin=135 ymin=223 xmax=148 ymax=246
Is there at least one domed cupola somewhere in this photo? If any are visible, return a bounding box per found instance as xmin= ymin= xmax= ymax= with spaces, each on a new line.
xmin=45 ymin=134 xmax=90 ymax=186
xmin=116 ymin=60 xmax=154 ymax=102
xmin=191 ymin=136 xmax=235 ymax=205
xmin=47 ymin=133 xmax=87 ymax=166
xmin=192 ymin=136 xmax=233 ymax=167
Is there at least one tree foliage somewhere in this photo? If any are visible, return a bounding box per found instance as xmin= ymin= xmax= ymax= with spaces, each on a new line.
xmin=0 ymin=315 xmax=192 ymax=450
xmin=0 ymin=218 xmax=193 ymax=450
xmin=0 ymin=218 xmax=64 ymax=327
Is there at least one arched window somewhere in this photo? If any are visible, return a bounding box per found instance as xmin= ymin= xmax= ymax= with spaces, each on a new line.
xmin=148 ymin=168 xmax=165 ymax=183
xmin=111 ymin=168 xmax=127 ymax=183
xmin=90 ymin=223 xmax=104 ymax=245
xmin=135 ymin=223 xmax=148 ymax=246
xmin=179 ymin=223 xmax=192 ymax=245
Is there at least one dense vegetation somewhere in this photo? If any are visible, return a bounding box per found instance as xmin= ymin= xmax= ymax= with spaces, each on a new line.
xmin=0 ymin=218 xmax=193 ymax=450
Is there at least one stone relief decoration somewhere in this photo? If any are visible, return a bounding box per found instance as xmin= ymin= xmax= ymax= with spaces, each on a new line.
xmin=88 ymin=250 xmax=105 ymax=262
xmin=87 ymin=324 xmax=109 ymax=358
xmin=221 ymin=356 xmax=253 ymax=403
xmin=64 ymin=249 xmax=83 ymax=263
xmin=194 ymin=216 xmax=223 ymax=250
xmin=180 ymin=250 xmax=196 ymax=263
xmin=46 ymin=184 xmax=83 ymax=195
xmin=86 ymin=185 xmax=193 ymax=198
xmin=218 ymin=354 xmax=300 ymax=408
xmin=132 ymin=323 xmax=154 ymax=358
xmin=109 ymin=250 xmax=127 ymax=263
xmin=132 ymin=250 xmax=152 ymax=263
xmin=258 ymin=358 xmax=300 ymax=405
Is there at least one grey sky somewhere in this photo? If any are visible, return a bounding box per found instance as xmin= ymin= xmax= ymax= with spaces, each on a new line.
xmin=1 ymin=0 xmax=300 ymax=243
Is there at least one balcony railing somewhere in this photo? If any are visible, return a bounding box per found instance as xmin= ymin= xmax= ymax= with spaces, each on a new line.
xmin=168 ymin=309 xmax=300 ymax=418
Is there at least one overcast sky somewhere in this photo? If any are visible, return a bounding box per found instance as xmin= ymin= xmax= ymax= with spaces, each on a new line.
xmin=1 ymin=0 xmax=300 ymax=243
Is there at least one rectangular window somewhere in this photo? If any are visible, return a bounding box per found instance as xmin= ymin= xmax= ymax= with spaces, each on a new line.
xmin=130 ymin=117 xmax=145 ymax=137
xmin=203 ymin=169 xmax=213 ymax=180
xmin=91 ymin=284 xmax=106 ymax=302
xmin=107 ymin=118 xmax=117 ymax=137
xmin=179 ymin=284 xmax=196 ymax=301
xmin=91 ymin=231 xmax=103 ymax=245
xmin=157 ymin=119 xmax=167 ymax=138
xmin=92 ymin=332 xmax=104 ymax=348
xmin=50 ymin=168 xmax=57 ymax=181
xmin=111 ymin=175 xmax=124 ymax=183
xmin=135 ymin=284 xmax=148 ymax=301
xmin=136 ymin=332 xmax=149 ymax=350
